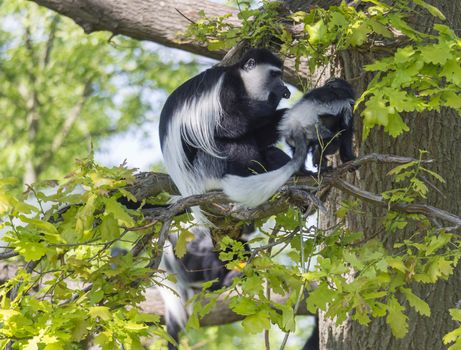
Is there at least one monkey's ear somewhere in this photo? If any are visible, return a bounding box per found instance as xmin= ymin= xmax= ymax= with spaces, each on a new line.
xmin=243 ymin=58 xmax=256 ymax=71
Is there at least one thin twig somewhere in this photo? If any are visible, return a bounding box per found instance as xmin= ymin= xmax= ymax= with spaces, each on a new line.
xmin=175 ymin=8 xmax=196 ymax=24
xmin=332 ymin=178 xmax=461 ymax=226
xmin=147 ymin=219 xmax=172 ymax=270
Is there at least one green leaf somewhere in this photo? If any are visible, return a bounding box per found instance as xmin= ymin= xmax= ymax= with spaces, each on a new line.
xmin=386 ymin=297 xmax=408 ymax=338
xmin=242 ymin=275 xmax=264 ymax=295
xmin=281 ymin=305 xmax=295 ymax=331
xmin=89 ymin=306 xmax=112 ymax=321
xmin=89 ymin=289 xmax=105 ymax=305
xmin=348 ymin=22 xmax=370 ymax=46
xmin=369 ymin=19 xmax=393 ymax=38
xmin=420 ymin=43 xmax=451 ymax=65
xmin=387 ymin=161 xmax=417 ymax=176
xmin=230 ymin=297 xmax=259 ymax=316
xmin=100 ymin=213 xmax=120 ymax=241
xmin=175 ymin=229 xmax=195 ymax=258
xmin=71 ymin=320 xmax=89 ymax=341
xmin=443 ymin=327 xmax=461 ymax=345
xmin=394 ymin=47 xmax=415 ymax=64
xmin=443 ymin=91 xmax=461 ymax=109
xmin=306 ymin=20 xmax=327 ymax=44
xmin=343 ymin=251 xmax=364 ymax=270
xmin=44 ymin=342 xmax=64 ymax=350
xmin=306 ymin=283 xmax=337 ymax=313
xmin=241 ymin=311 xmax=271 ymax=334
xmin=362 ymin=95 xmax=392 ymax=138
xmin=0 ymin=192 xmax=15 ymax=215
xmin=93 ymin=331 xmax=112 ymax=346
xmin=207 ymin=40 xmax=227 ymax=51
xmin=420 ymin=167 xmax=445 ymax=183
xmin=124 ymin=321 xmax=148 ymax=331
xmin=441 ymin=59 xmax=461 ymax=85
xmin=450 ymin=309 xmax=461 ymax=322
xmin=400 ymin=288 xmax=430 ymax=316
xmin=0 ymin=178 xmax=18 ymax=187
xmin=104 ymin=197 xmax=135 ymax=227
xmin=384 ymin=113 xmax=410 ymax=137
xmin=19 ymin=216 xmax=60 ymax=237
xmin=364 ymin=57 xmax=394 ymax=72
xmin=329 ymin=11 xmax=347 ymax=28
xmin=290 ymin=11 xmax=307 ymax=22
xmin=413 ymin=0 xmax=446 ymax=20
xmin=386 ymin=257 xmax=407 ymax=273
xmin=15 ymin=241 xmax=48 ymax=262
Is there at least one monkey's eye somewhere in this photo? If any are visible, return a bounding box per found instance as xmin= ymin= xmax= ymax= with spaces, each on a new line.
xmin=270 ymin=70 xmax=281 ymax=78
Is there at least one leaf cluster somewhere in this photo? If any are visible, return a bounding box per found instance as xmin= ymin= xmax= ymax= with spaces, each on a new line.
xmin=0 ymin=159 xmax=172 ymax=349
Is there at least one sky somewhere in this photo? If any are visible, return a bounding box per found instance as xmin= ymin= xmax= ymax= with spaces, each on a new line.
xmin=95 ymin=44 xmax=216 ymax=171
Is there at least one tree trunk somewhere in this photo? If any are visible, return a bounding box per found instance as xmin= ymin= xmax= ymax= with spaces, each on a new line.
xmin=320 ymin=2 xmax=461 ymax=349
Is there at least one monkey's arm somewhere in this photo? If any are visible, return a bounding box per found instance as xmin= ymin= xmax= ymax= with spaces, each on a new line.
xmin=339 ymin=126 xmax=356 ymax=163
xmin=263 ymin=146 xmax=291 ymax=171
xmin=221 ymin=129 xmax=308 ymax=208
xmin=252 ymin=108 xmax=287 ymax=147
xmin=216 ymin=107 xmax=287 ymax=140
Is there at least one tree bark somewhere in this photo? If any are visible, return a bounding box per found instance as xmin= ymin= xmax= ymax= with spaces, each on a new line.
xmin=320 ymin=2 xmax=461 ymax=349
xmin=26 ymin=0 xmax=311 ymax=88
xmin=27 ymin=0 xmax=238 ymax=59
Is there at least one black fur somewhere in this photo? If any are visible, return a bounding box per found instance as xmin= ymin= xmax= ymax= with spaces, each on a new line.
xmin=164 ymin=232 xmax=249 ymax=350
xmin=304 ymin=78 xmax=356 ymax=170
xmin=159 ymin=48 xmax=291 ymax=180
xmin=302 ymin=315 xmax=320 ymax=350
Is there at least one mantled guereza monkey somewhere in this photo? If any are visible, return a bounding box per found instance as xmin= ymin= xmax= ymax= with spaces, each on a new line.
xmin=279 ymin=78 xmax=356 ymax=171
xmin=159 ymin=48 xmax=308 ymax=212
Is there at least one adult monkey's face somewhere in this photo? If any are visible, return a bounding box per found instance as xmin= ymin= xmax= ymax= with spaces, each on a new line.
xmin=240 ymin=56 xmax=290 ymax=107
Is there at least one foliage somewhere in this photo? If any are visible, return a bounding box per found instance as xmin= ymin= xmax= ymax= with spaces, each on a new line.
xmin=444 ymin=308 xmax=461 ymax=350
xmin=185 ymin=157 xmax=460 ymax=343
xmin=0 ymin=158 xmax=172 ymax=349
xmin=185 ymin=0 xmax=461 ymax=138
xmin=0 ymin=1 xmax=198 ymax=189
xmin=0 ymin=156 xmax=460 ymax=349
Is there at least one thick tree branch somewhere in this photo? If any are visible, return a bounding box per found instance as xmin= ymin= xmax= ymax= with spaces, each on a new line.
xmin=125 ymin=153 xmax=460 ymax=231
xmin=27 ymin=0 xmax=311 ymax=87
xmin=27 ymin=0 xmax=238 ymax=60
xmin=139 ymin=288 xmax=311 ymax=327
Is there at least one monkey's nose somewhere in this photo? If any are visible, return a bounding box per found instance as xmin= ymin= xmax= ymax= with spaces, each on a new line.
xmin=282 ymin=87 xmax=291 ymax=99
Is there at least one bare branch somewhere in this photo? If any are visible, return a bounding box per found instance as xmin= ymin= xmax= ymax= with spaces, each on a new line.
xmin=146 ymin=219 xmax=172 ymax=269
xmin=332 ymin=178 xmax=461 ymax=227
xmin=0 ymin=250 xmax=19 ymax=260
